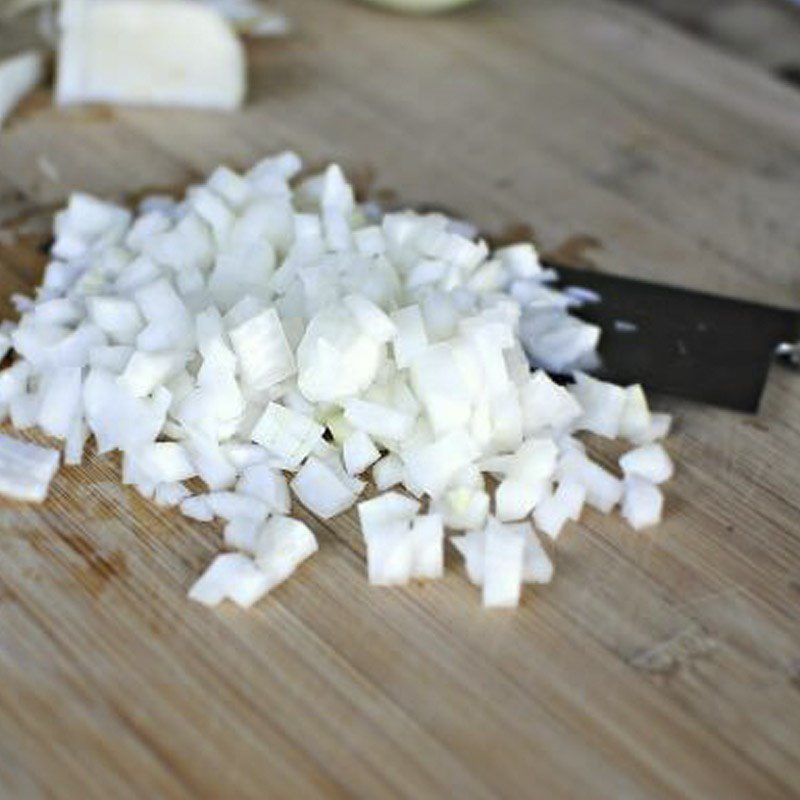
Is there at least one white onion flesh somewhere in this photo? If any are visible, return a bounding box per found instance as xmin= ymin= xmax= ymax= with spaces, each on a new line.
xmin=619 ymin=443 xmax=674 ymax=484
xmin=0 ymin=153 xmax=676 ymax=610
xmin=0 ymin=433 xmax=59 ymax=502
xmin=57 ymin=0 xmax=246 ymax=110
xmin=621 ymin=476 xmax=664 ymax=530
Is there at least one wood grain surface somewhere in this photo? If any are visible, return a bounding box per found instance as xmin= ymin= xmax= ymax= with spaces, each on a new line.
xmin=0 ymin=0 xmax=798 ymax=797
xmin=621 ymin=0 xmax=800 ymax=83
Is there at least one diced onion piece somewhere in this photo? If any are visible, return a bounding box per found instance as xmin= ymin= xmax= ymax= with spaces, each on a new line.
xmin=506 ymin=437 xmax=558 ymax=485
xmin=0 ymin=433 xmax=59 ymax=502
xmin=52 ymin=193 xmax=131 ymax=260
xmin=296 ymin=304 xmax=384 ymax=403
xmin=223 ymin=516 xmax=262 ymax=554
xmin=619 ymin=443 xmax=673 ymax=484
xmin=206 ymin=491 xmax=270 ymax=521
xmin=453 ymin=517 xmax=552 ymax=602
xmin=222 ymin=442 xmax=269 ymax=470
xmin=483 ymin=517 xmax=526 ymax=608
xmin=37 ymin=367 xmax=82 ymax=439
xmin=520 ymin=309 xmax=600 ymax=373
xmin=188 ymin=553 xmax=270 ymax=608
xmin=354 ymin=226 xmax=385 ymax=257
xmin=291 ymin=457 xmax=357 ymax=519
xmin=520 ymin=370 xmax=582 ymax=436
xmin=134 ymin=278 xmax=193 ymax=351
xmin=618 ymin=384 xmax=651 ymax=442
xmin=621 ymin=476 xmax=664 ymax=530
xmin=391 ymin=305 xmax=428 ymax=369
xmin=630 ymin=412 xmax=673 ymax=445
xmin=87 ymin=296 xmax=144 ymax=345
xmin=342 ymin=430 xmax=381 ymax=476
xmin=486 ymin=391 xmax=522 ymax=454
xmin=236 ymin=463 xmax=291 ymax=513
xmin=362 ymin=521 xmax=414 ymax=586
xmin=228 ymin=308 xmax=296 ymax=392
xmin=358 ymin=492 xmax=420 ymax=535
xmin=180 ymin=494 xmax=215 ymax=522
xmin=325 ymin=411 xmax=355 ymax=446
xmin=358 ymin=492 xmax=421 ymax=586
xmin=522 ymin=529 xmax=554 ymax=584
xmin=251 ymin=402 xmax=323 ymax=467
xmin=254 ymin=515 xmax=318 ymax=590
xmin=433 ymin=486 xmax=489 ymax=531
xmin=571 ymin=372 xmax=627 ymax=439
xmin=558 ymin=451 xmax=623 ymax=513
xmin=495 ymin=478 xmax=546 ymax=522
xmin=118 ymin=350 xmax=184 ymax=398
xmin=372 ymin=453 xmax=404 ymax=491
xmin=450 ymin=530 xmax=484 ymax=585
xmin=10 ymin=393 xmax=39 ymax=429
xmin=409 ymin=513 xmax=444 ymax=579
xmin=409 ymin=342 xmax=471 ymax=435
xmin=496 ymin=243 xmax=542 ymax=279
xmin=343 ymin=398 xmax=415 ymax=442
xmin=128 ymin=442 xmax=196 ymax=484
xmin=402 ymin=428 xmax=477 ymax=499
xmin=344 ymin=294 xmax=396 ymax=343
xmin=153 ymin=481 xmax=190 ymax=507
xmin=0 ymin=362 xmax=30 ymax=406
xmin=533 ymin=479 xmax=586 ymax=539
xmin=208 ymin=166 xmax=252 ymax=211
xmin=90 ymin=345 xmax=134 ymax=372
xmin=64 ymin=418 xmax=89 ymax=465
xmin=186 ymin=435 xmax=238 ymax=490
xmin=83 ymin=370 xmax=170 ymax=453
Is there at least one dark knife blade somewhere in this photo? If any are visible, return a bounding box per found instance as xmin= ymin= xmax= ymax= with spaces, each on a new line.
xmin=545 ymin=264 xmax=800 ymax=412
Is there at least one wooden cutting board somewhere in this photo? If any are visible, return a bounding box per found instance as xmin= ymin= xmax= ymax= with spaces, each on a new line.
xmin=0 ymin=0 xmax=798 ymax=796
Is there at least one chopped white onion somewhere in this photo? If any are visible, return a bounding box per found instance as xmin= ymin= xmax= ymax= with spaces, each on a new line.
xmin=254 ymin=515 xmax=318 ymax=591
xmin=0 ymin=153 xmax=677 ymax=613
xmin=409 ymin=514 xmax=444 ymax=579
xmin=483 ymin=516 xmax=526 ymax=608
xmin=557 ymin=451 xmax=623 ymax=513
xmin=495 ymin=478 xmax=546 ymax=522
xmin=223 ymin=516 xmax=262 ymax=553
xmin=0 ymin=433 xmax=59 ymax=502
xmin=358 ymin=492 xmax=436 ymax=585
xmin=250 ymin=402 xmax=323 ymax=467
xmin=343 ymin=398 xmax=415 ymax=443
xmin=342 ymin=430 xmax=381 ymax=476
xmin=154 ymin=481 xmax=191 ymax=508
xmin=533 ymin=479 xmax=586 ymax=539
xmin=291 ymin=457 xmax=357 ymax=519
xmin=228 ymin=309 xmax=296 ymax=392
xmin=189 ymin=552 xmax=270 ymax=608
xmin=619 ymin=443 xmax=674 ymax=484
xmin=206 ymin=491 xmax=270 ymax=522
xmin=621 ymin=476 xmax=664 ymax=530
xmin=372 ymin=453 xmax=405 ymax=491
xmin=571 ymin=372 xmax=627 ymax=439
xmin=236 ymin=463 xmax=291 ymax=513
xmin=452 ymin=517 xmax=552 ymax=607
xmin=180 ymin=494 xmax=215 ymax=522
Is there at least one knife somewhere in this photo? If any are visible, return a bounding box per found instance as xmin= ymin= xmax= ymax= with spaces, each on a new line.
xmin=542 ymin=264 xmax=800 ymax=412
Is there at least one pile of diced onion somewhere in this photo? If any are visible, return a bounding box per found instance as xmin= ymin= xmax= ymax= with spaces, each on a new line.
xmin=0 ymin=152 xmax=674 ymax=609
